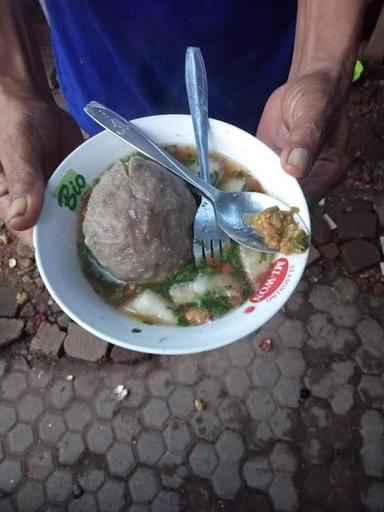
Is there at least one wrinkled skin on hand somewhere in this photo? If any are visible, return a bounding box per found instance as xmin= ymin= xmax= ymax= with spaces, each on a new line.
xmin=0 ymin=95 xmax=83 ymax=247
xmin=257 ymin=71 xmax=349 ymax=206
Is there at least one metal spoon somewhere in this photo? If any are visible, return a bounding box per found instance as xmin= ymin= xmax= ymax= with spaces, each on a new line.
xmin=84 ymin=101 xmax=309 ymax=253
xmin=185 ymin=46 xmax=230 ymax=259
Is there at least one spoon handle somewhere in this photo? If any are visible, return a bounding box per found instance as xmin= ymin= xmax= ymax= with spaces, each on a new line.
xmin=84 ymin=101 xmax=219 ymax=201
xmin=185 ymin=47 xmax=210 ymax=183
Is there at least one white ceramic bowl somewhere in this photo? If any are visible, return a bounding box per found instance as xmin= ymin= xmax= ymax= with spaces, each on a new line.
xmin=34 ymin=114 xmax=310 ymax=355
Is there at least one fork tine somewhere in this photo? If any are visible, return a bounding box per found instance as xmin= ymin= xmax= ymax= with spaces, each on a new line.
xmin=193 ymin=243 xmax=202 ymax=262
xmin=211 ymin=239 xmax=221 ymax=259
xmin=204 ymin=239 xmax=212 ymax=259
xmin=219 ymin=237 xmax=231 ymax=253
xmin=193 ymin=240 xmax=205 ymax=262
xmin=194 ymin=237 xmax=229 ymax=262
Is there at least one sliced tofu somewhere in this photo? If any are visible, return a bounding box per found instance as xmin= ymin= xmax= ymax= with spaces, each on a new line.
xmin=239 ymin=246 xmax=273 ymax=285
xmin=220 ymin=176 xmax=246 ymax=192
xmin=121 ymin=289 xmax=177 ymax=325
xmin=169 ymin=273 xmax=238 ymax=305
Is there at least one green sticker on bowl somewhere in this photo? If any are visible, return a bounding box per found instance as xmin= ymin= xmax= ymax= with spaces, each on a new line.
xmin=53 ymin=169 xmax=88 ymax=213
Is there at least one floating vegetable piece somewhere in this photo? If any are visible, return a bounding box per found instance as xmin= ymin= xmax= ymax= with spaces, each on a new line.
xmin=169 ymin=273 xmax=239 ymax=306
xmin=220 ymin=176 xmax=246 ymax=192
xmin=122 ymin=289 xmax=178 ymax=325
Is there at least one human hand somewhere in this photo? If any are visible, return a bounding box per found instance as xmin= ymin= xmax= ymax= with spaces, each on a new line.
xmin=0 ymin=93 xmax=83 ymax=246
xmin=256 ymin=71 xmax=349 ymax=206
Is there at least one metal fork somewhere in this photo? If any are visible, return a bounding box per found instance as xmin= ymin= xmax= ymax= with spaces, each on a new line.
xmin=185 ymin=47 xmax=230 ymax=261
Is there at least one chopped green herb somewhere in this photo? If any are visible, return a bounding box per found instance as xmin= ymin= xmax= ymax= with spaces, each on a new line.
xmin=259 ymin=252 xmax=268 ymax=263
xmin=196 ymin=291 xmax=232 ymax=318
xmin=221 ymin=245 xmax=243 ymax=278
xmin=185 ymin=155 xmax=198 ymax=167
xmin=211 ymin=170 xmax=220 ymax=185
xmin=173 ymin=263 xmax=196 ymax=282
xmin=150 ymin=283 xmax=169 ymax=297
xmin=292 ymin=231 xmax=309 ymax=253
xmin=175 ymin=308 xmax=189 ymax=326
xmin=201 ymin=266 xmax=216 ymax=275
xmin=173 ymin=263 xmax=214 ymax=283
xmin=110 ymin=286 xmax=125 ymax=303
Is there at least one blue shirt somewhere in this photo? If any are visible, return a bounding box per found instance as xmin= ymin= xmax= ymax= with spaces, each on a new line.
xmin=45 ymin=1 xmax=296 ymax=135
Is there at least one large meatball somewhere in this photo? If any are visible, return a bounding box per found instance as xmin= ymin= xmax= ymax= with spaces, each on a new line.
xmin=83 ymin=156 xmax=196 ymax=283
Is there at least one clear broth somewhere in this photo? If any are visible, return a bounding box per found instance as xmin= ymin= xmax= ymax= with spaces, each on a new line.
xmin=78 ymin=147 xmax=268 ymax=326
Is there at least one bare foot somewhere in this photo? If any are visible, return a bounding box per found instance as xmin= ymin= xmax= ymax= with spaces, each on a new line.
xmin=0 ymin=195 xmax=34 ymax=249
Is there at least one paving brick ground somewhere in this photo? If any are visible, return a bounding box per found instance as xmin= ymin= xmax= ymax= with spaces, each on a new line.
xmin=0 ymin=272 xmax=384 ymax=512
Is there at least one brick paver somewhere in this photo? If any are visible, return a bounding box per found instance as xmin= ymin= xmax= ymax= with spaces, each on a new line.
xmin=30 ymin=322 xmax=65 ymax=356
xmin=0 ymin=275 xmax=383 ymax=511
xmin=0 ymin=319 xmax=24 ymax=346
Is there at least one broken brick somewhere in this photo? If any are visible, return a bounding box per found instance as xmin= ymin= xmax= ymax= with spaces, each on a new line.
xmin=373 ymin=282 xmax=384 ymax=296
xmin=64 ymin=324 xmax=108 ymax=362
xmin=373 ymin=194 xmax=384 ymax=229
xmin=307 ymin=245 xmax=320 ymax=267
xmin=0 ymin=287 xmax=19 ymax=317
xmin=346 ymin=198 xmax=373 ymax=212
xmin=312 ymin=217 xmax=332 ymax=246
xmin=340 ymin=240 xmax=380 ymax=274
xmin=0 ymin=318 xmax=24 ymax=346
xmin=336 ymin=211 xmax=377 ymax=242
xmin=347 ymin=199 xmax=373 ymax=212
xmin=318 ymin=242 xmax=340 ymax=260
xmin=30 ymin=322 xmax=65 ymax=357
